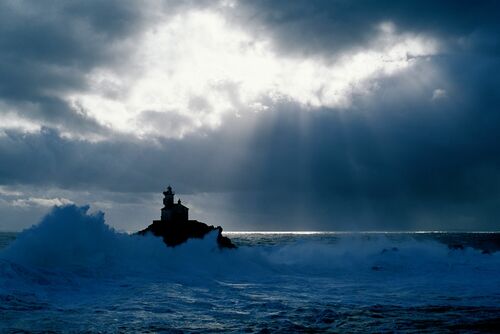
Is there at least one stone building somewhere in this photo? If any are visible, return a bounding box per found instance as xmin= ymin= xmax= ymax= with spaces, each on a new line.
xmin=161 ymin=186 xmax=188 ymax=222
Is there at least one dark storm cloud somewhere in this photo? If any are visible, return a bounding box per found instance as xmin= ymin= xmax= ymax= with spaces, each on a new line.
xmin=0 ymin=1 xmax=137 ymax=65
xmin=0 ymin=127 xmax=229 ymax=193
xmin=233 ymin=0 xmax=500 ymax=56
xmin=0 ymin=0 xmax=146 ymax=135
xmin=1 ymin=0 xmax=500 ymax=230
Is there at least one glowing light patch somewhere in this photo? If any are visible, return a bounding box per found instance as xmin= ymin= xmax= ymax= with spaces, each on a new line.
xmin=12 ymin=197 xmax=74 ymax=208
xmin=64 ymin=11 xmax=438 ymax=139
xmin=432 ymin=88 xmax=447 ymax=101
xmin=0 ymin=104 xmax=42 ymax=135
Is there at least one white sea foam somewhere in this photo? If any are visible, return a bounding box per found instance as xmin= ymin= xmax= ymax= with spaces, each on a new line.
xmin=1 ymin=205 xmax=500 ymax=332
xmin=1 ymin=205 xmax=498 ymax=283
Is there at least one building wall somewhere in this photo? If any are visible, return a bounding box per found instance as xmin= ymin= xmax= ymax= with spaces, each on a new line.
xmin=161 ymin=204 xmax=188 ymax=222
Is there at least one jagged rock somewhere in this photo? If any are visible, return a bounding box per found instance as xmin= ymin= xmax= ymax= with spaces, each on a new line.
xmin=138 ymin=219 xmax=236 ymax=248
xmin=137 ymin=186 xmax=236 ymax=249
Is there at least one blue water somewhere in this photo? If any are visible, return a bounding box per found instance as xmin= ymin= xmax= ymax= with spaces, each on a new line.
xmin=1 ymin=205 xmax=499 ymax=333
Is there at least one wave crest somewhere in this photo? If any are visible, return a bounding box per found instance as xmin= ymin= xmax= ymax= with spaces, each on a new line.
xmin=1 ymin=205 xmax=499 ymax=288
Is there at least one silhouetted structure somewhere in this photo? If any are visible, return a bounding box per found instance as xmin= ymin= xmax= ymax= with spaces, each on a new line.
xmin=137 ymin=186 xmax=236 ymax=249
xmin=161 ymin=186 xmax=188 ymax=222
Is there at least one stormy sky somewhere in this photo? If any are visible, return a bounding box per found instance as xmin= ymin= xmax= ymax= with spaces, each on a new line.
xmin=1 ymin=0 xmax=499 ymax=231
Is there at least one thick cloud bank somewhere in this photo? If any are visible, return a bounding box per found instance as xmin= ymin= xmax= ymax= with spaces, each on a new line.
xmin=0 ymin=1 xmax=500 ymax=230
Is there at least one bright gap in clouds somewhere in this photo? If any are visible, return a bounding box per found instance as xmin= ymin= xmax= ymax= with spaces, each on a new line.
xmin=0 ymin=103 xmax=42 ymax=136
xmin=66 ymin=11 xmax=438 ymax=139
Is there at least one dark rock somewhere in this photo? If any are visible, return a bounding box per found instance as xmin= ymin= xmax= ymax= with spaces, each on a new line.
xmin=138 ymin=219 xmax=236 ymax=249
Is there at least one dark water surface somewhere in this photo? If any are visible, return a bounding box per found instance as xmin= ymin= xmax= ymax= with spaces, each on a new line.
xmin=1 ymin=228 xmax=500 ymax=333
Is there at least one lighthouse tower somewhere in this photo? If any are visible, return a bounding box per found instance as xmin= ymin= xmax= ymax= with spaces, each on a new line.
xmin=163 ymin=186 xmax=174 ymax=207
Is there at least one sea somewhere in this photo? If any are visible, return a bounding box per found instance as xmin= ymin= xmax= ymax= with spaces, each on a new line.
xmin=1 ymin=206 xmax=499 ymax=333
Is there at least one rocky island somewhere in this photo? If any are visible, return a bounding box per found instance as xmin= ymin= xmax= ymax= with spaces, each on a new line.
xmin=137 ymin=186 xmax=236 ymax=249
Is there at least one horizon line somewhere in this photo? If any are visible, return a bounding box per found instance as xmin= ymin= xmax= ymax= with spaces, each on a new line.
xmin=223 ymin=230 xmax=500 ymax=234
xmin=1 ymin=229 xmax=500 ymax=234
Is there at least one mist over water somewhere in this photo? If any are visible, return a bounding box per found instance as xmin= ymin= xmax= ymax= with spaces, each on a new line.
xmin=1 ymin=205 xmax=500 ymax=332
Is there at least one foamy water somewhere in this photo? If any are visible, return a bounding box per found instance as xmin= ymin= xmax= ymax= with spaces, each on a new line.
xmin=1 ymin=205 xmax=499 ymax=332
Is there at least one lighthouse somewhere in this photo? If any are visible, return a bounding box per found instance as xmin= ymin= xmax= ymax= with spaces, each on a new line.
xmin=137 ymin=185 xmax=236 ymax=248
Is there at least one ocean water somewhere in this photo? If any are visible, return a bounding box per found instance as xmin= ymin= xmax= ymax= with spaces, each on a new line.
xmin=1 ymin=206 xmax=499 ymax=333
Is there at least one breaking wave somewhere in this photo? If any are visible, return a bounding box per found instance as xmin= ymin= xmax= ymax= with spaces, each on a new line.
xmin=1 ymin=205 xmax=500 ymax=332
xmin=1 ymin=205 xmax=499 ymax=286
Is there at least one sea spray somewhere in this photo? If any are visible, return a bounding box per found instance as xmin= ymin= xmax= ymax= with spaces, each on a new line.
xmin=1 ymin=205 xmax=500 ymax=332
xmin=1 ymin=205 xmax=499 ymax=281
xmin=0 ymin=205 xmax=238 ymax=277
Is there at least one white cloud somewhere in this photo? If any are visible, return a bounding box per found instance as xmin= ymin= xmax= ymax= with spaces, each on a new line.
xmin=432 ymin=88 xmax=447 ymax=101
xmin=12 ymin=197 xmax=74 ymax=208
xmin=0 ymin=103 xmax=42 ymax=135
xmin=63 ymin=11 xmax=438 ymax=139
xmin=0 ymin=186 xmax=23 ymax=197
